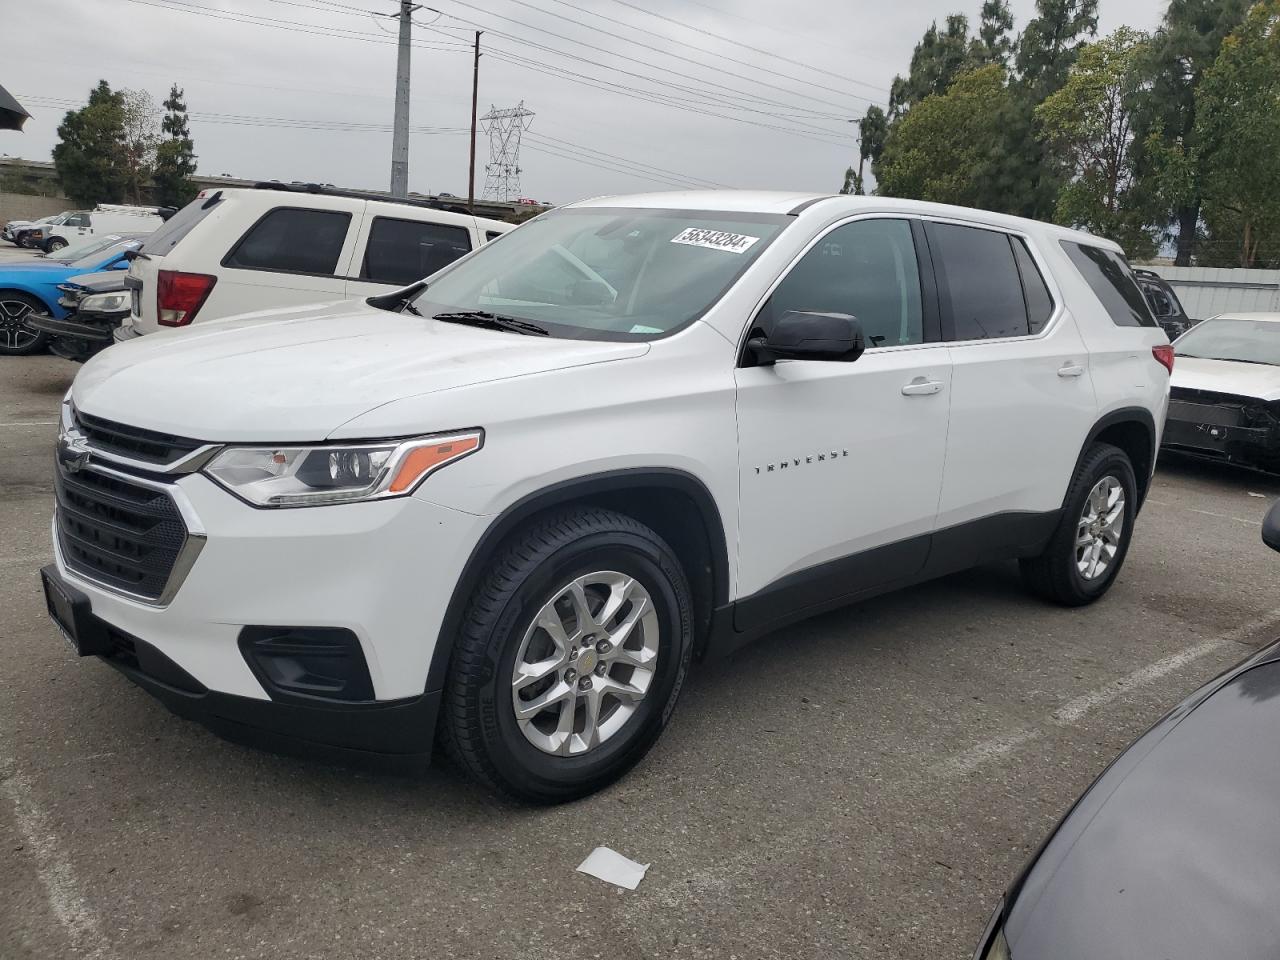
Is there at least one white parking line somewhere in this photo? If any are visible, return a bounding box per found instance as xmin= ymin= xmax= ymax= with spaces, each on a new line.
xmin=1143 ymin=498 xmax=1263 ymax=526
xmin=0 ymin=420 xmax=58 ymax=427
xmin=934 ymin=605 xmax=1280 ymax=780
xmin=0 ymin=762 xmax=106 ymax=958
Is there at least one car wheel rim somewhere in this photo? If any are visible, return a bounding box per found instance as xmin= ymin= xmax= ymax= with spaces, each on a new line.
xmin=0 ymin=299 xmax=38 ymax=351
xmin=511 ymin=570 xmax=659 ymax=756
xmin=1076 ymin=475 xmax=1125 ymax=581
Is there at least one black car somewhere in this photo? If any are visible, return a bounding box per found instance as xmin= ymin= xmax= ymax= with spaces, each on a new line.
xmin=25 ymin=270 xmax=129 ymax=362
xmin=975 ymin=499 xmax=1280 ymax=959
xmin=1134 ymin=268 xmax=1195 ymax=340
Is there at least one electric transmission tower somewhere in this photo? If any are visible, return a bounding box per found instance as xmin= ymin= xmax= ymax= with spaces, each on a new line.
xmin=480 ymin=102 xmax=534 ymax=201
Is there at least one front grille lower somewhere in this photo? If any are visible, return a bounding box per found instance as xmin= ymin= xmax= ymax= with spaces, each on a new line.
xmin=55 ymin=462 xmax=189 ymax=601
xmin=73 ymin=409 xmax=204 ymax=466
xmin=1168 ymin=387 xmax=1277 ymax=429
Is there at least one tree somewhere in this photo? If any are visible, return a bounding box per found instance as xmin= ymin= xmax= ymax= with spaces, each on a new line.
xmin=51 ymin=80 xmax=127 ymax=206
xmin=876 ymin=65 xmax=1015 ymax=207
xmin=973 ymin=0 xmax=1016 ymax=64
xmin=889 ymin=14 xmax=975 ymax=116
xmin=1192 ymin=0 xmax=1280 ymax=267
xmin=1015 ymin=0 xmax=1100 ymax=98
xmin=1134 ymin=0 xmax=1250 ymax=264
xmin=120 ymin=88 xmax=161 ymax=205
xmin=153 ymin=84 xmax=198 ymax=208
xmin=1036 ymin=27 xmax=1158 ymax=257
xmin=852 ymin=105 xmax=888 ymax=195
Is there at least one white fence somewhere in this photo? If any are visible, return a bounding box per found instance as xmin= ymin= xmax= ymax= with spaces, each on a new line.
xmin=1145 ymin=266 xmax=1280 ymax=320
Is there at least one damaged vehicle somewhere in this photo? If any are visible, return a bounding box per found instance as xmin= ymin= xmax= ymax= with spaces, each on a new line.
xmin=1134 ymin=268 xmax=1195 ymax=341
xmin=25 ymin=271 xmax=129 ymax=362
xmin=1163 ymin=313 xmax=1280 ymax=472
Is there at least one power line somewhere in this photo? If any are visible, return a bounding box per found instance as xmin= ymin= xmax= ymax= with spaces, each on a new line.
xmin=534 ymin=0 xmax=888 ymax=97
xmin=431 ymin=0 xmax=872 ymax=118
xmin=524 ymin=131 xmax=729 ymax=188
xmin=600 ymin=0 xmax=888 ymax=94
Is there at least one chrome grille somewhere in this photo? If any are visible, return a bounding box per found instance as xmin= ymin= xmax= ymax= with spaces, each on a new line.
xmin=72 ymin=408 xmax=204 ymax=467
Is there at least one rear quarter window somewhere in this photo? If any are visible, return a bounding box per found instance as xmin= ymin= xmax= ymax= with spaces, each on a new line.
xmin=224 ymin=207 xmax=352 ymax=276
xmin=1060 ymin=241 xmax=1156 ymax=328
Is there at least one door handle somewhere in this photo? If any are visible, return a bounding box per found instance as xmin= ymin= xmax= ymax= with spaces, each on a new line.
xmin=1057 ymin=362 xmax=1086 ymax=378
xmin=901 ymin=377 xmax=943 ymax=396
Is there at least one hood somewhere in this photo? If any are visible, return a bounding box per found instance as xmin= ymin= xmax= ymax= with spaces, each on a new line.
xmin=72 ymin=300 xmax=649 ymax=440
xmin=1004 ymin=646 xmax=1280 ymax=958
xmin=0 ymin=261 xmax=80 ymax=277
xmin=63 ymin=270 xmax=127 ymax=293
xmin=1172 ymin=355 xmax=1280 ymax=401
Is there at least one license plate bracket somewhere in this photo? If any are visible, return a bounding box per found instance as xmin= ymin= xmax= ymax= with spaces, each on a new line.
xmin=40 ymin=565 xmax=112 ymax=656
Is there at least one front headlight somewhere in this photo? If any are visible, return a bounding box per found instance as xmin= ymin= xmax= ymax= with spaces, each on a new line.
xmin=80 ymin=292 xmax=130 ymax=313
xmin=202 ymin=431 xmax=482 ymax=508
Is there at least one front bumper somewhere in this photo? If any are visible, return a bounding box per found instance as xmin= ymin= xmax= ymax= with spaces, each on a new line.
xmin=26 ymin=312 xmax=119 ymax=343
xmin=50 ymin=468 xmax=487 ymax=764
xmin=1162 ymin=415 xmax=1280 ymax=471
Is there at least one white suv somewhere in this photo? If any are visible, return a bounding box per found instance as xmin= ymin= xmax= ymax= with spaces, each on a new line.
xmin=116 ymin=184 xmax=512 ymax=338
xmin=43 ymin=191 xmax=1170 ymax=802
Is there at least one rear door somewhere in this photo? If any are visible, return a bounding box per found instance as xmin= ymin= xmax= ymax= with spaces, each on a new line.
xmin=343 ymin=208 xmax=478 ymax=299
xmin=927 ymin=220 xmax=1098 ymax=533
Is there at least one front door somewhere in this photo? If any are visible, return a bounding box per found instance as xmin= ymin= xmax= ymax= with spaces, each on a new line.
xmin=734 ymin=217 xmax=952 ymax=630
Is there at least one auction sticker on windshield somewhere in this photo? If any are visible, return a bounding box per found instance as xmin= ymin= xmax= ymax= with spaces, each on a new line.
xmin=670 ymin=227 xmax=760 ymax=254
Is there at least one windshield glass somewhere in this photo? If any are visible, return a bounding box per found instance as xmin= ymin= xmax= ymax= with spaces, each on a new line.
xmin=52 ymin=234 xmax=130 ymax=265
xmin=411 ymin=207 xmax=791 ymax=340
xmin=67 ymin=238 xmax=138 ymax=268
xmin=1175 ymin=317 xmax=1280 ymax=366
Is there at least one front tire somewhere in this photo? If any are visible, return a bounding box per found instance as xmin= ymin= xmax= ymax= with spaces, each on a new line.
xmin=1021 ymin=442 xmax=1137 ymax=606
xmin=443 ymin=507 xmax=693 ymax=803
xmin=44 ymin=237 xmax=68 ymax=253
xmin=0 ymin=293 xmax=49 ymax=355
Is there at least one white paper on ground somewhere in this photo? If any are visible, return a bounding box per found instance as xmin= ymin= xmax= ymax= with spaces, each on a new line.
xmin=576 ymin=846 xmax=650 ymax=890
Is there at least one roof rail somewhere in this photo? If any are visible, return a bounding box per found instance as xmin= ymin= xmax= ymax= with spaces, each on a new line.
xmin=250 ymin=180 xmax=460 ymax=212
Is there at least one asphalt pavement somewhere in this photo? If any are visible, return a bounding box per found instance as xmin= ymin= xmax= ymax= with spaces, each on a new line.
xmin=4 ymin=344 xmax=1280 ymax=960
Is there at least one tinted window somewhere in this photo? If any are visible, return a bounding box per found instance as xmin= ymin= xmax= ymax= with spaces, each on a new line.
xmin=486 ymin=230 xmax=503 ymax=242
xmin=139 ymin=192 xmax=223 ymax=255
xmin=760 ymin=218 xmax=923 ymax=347
xmin=361 ymin=217 xmax=472 ymax=286
xmin=1061 ymin=241 xmax=1156 ymax=327
xmin=1012 ymin=237 xmax=1054 ymax=333
xmin=225 ymin=207 xmax=351 ymax=275
xmin=929 ymin=222 xmax=1028 ymax=340
xmin=66 ymin=213 xmax=90 ymax=227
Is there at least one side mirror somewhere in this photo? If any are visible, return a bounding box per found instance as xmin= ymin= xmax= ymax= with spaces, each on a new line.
xmin=1263 ymin=500 xmax=1280 ymax=553
xmin=747 ymin=311 xmax=865 ymax=365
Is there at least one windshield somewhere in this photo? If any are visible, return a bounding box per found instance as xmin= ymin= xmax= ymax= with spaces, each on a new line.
xmin=67 ymin=238 xmax=138 ymax=268
xmin=410 ymin=207 xmax=791 ymax=340
xmin=1175 ymin=317 xmax=1280 ymax=366
xmin=49 ymin=234 xmax=129 ymax=265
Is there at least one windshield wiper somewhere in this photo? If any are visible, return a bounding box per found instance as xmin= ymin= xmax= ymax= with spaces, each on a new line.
xmin=433 ymin=310 xmax=550 ymax=336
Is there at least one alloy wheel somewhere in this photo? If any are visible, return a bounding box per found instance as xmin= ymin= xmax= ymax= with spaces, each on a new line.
xmin=1076 ymin=475 xmax=1125 ymax=581
xmin=0 ymin=298 xmax=39 ymax=352
xmin=511 ymin=570 xmax=659 ymax=756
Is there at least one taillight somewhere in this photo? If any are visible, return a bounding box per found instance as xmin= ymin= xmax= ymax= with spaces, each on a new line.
xmin=1152 ymin=344 xmax=1175 ymax=374
xmin=156 ymin=270 xmax=217 ymax=327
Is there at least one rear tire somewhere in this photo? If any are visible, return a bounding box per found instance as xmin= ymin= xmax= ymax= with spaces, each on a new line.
xmin=0 ymin=292 xmax=49 ymax=356
xmin=442 ymin=507 xmax=693 ymax=803
xmin=1020 ymin=442 xmax=1137 ymax=606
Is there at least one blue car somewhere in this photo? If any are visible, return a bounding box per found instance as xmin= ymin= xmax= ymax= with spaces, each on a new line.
xmin=0 ymin=234 xmax=143 ymax=355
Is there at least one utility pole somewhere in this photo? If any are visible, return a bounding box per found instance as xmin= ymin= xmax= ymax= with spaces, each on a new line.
xmin=389 ymin=0 xmax=421 ymax=198
xmin=468 ymin=30 xmax=482 ymax=215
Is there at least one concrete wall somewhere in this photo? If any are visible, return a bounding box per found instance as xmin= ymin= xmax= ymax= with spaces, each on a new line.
xmin=1146 ymin=266 xmax=1280 ymax=320
xmin=0 ymin=192 xmax=74 ymax=226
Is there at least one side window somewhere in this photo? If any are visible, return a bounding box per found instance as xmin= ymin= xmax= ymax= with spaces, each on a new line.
xmin=1011 ymin=237 xmax=1055 ymax=333
xmin=1060 ymin=241 xmax=1156 ymax=327
xmin=67 ymin=214 xmax=89 ymax=227
xmin=360 ymin=217 xmax=473 ymax=286
xmin=485 ymin=230 xmax=503 ymax=242
xmin=225 ymin=207 xmax=352 ymax=275
xmin=760 ymin=218 xmax=923 ymax=348
xmin=928 ymin=222 xmax=1029 ymax=340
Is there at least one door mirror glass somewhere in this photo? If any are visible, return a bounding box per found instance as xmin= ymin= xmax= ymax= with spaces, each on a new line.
xmin=748 ymin=310 xmax=865 ymax=364
xmin=1263 ymin=500 xmax=1280 ymax=553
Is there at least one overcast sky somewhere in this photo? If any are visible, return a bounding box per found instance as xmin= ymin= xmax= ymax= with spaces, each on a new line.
xmin=5 ymin=0 xmax=1167 ymax=205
